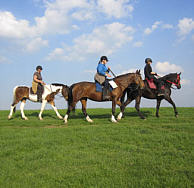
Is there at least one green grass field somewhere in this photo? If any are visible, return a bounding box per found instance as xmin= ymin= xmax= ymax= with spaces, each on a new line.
xmin=0 ymin=107 xmax=193 ymax=187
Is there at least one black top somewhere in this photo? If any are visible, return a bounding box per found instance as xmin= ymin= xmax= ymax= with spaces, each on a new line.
xmin=144 ymin=64 xmax=154 ymax=79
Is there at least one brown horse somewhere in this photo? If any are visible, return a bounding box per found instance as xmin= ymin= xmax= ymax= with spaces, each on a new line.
xmin=8 ymin=83 xmax=69 ymax=120
xmin=119 ymin=73 xmax=181 ymax=119
xmin=63 ymin=70 xmax=144 ymax=123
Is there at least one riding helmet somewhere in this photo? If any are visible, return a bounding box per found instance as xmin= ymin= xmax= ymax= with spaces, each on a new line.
xmin=100 ymin=56 xmax=108 ymax=62
xmin=145 ymin=58 xmax=152 ymax=64
xmin=36 ymin=65 xmax=43 ymax=71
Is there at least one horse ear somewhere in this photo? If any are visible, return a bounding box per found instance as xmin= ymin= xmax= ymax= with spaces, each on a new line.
xmin=179 ymin=72 xmax=181 ymax=75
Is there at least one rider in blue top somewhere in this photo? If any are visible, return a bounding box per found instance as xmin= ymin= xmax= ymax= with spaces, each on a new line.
xmin=96 ymin=56 xmax=111 ymax=100
xmin=97 ymin=56 xmax=111 ymax=77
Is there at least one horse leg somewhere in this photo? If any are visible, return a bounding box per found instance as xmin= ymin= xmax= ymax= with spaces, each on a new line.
xmin=111 ymin=98 xmax=117 ymax=123
xmin=156 ymin=99 xmax=162 ymax=118
xmin=50 ymin=101 xmax=63 ymax=120
xmin=8 ymin=93 xmax=20 ymax=119
xmin=118 ymin=97 xmax=133 ymax=120
xmin=39 ymin=100 xmax=47 ymax=120
xmin=64 ymin=102 xmax=77 ymax=124
xmin=135 ymin=96 xmax=145 ymax=119
xmin=165 ymin=96 xmax=178 ymax=117
xmin=80 ymin=99 xmax=93 ymax=123
xmin=20 ymin=99 xmax=28 ymax=120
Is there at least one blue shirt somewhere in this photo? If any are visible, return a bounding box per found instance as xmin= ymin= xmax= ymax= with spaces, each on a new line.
xmin=97 ymin=63 xmax=108 ymax=76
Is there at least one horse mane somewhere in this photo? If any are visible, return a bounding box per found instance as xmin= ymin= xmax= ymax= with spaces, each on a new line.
xmin=114 ymin=73 xmax=133 ymax=79
xmin=159 ymin=73 xmax=177 ymax=81
xmin=51 ymin=83 xmax=68 ymax=87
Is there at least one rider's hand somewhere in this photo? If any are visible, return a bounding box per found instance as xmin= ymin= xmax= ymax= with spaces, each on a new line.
xmin=42 ymin=81 xmax=46 ymax=85
xmin=108 ymin=66 xmax=111 ymax=70
xmin=106 ymin=73 xmax=111 ymax=78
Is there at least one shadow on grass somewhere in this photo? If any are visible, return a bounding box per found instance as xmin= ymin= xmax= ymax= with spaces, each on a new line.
xmin=11 ymin=109 xmax=152 ymax=120
xmin=13 ymin=111 xmax=60 ymax=120
xmin=66 ymin=110 xmax=152 ymax=119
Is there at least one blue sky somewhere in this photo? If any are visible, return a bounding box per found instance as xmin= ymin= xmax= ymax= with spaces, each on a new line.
xmin=0 ymin=0 xmax=194 ymax=110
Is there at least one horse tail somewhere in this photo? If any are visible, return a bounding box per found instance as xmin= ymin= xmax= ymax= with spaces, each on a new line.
xmin=68 ymin=84 xmax=75 ymax=106
xmin=12 ymin=86 xmax=18 ymax=113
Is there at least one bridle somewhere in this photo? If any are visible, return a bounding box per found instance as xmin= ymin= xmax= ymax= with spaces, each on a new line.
xmin=166 ymin=74 xmax=181 ymax=89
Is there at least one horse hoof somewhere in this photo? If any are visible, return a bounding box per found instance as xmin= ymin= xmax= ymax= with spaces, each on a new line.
xmin=23 ymin=117 xmax=28 ymax=120
xmin=86 ymin=116 xmax=93 ymax=123
xmin=175 ymin=115 xmax=178 ymax=118
xmin=88 ymin=119 xmax=94 ymax=123
xmin=111 ymin=119 xmax=118 ymax=123
xmin=8 ymin=116 xmax=12 ymax=120
xmin=58 ymin=116 xmax=63 ymax=120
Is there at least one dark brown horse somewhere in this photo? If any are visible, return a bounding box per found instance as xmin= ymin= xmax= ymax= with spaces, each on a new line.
xmin=8 ymin=83 xmax=69 ymax=120
xmin=63 ymin=70 xmax=144 ymax=123
xmin=118 ymin=73 xmax=181 ymax=120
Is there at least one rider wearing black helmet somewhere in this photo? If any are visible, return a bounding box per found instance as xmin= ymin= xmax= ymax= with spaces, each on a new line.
xmin=32 ymin=65 xmax=46 ymax=102
xmin=144 ymin=58 xmax=164 ymax=96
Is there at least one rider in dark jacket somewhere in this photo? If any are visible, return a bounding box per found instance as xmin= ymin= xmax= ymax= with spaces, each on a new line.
xmin=144 ymin=58 xmax=164 ymax=96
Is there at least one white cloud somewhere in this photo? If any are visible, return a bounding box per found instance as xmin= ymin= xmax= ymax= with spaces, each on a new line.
xmin=162 ymin=24 xmax=173 ymax=29
xmin=144 ymin=21 xmax=162 ymax=35
xmin=133 ymin=41 xmax=143 ymax=47
xmin=97 ymin=0 xmax=134 ymax=18
xmin=0 ymin=11 xmax=36 ymax=39
xmin=46 ymin=48 xmax=65 ymax=61
xmin=177 ymin=17 xmax=194 ymax=37
xmin=155 ymin=61 xmax=183 ymax=74
xmin=47 ymin=22 xmax=135 ymax=62
xmin=99 ymin=0 xmax=133 ymax=18
xmin=25 ymin=37 xmax=48 ymax=52
xmin=120 ymin=68 xmax=143 ymax=75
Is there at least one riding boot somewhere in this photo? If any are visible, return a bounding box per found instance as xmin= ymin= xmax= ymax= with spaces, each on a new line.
xmin=102 ymin=87 xmax=110 ymax=100
xmin=37 ymin=85 xmax=43 ymax=102
xmin=37 ymin=94 xmax=42 ymax=102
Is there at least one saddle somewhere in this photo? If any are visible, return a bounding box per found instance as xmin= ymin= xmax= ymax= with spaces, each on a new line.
xmin=30 ymin=87 xmax=36 ymax=95
xmin=95 ymin=80 xmax=117 ymax=92
xmin=146 ymin=78 xmax=164 ymax=90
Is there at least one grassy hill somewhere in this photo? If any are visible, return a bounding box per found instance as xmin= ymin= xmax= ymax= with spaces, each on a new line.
xmin=0 ymin=107 xmax=193 ymax=187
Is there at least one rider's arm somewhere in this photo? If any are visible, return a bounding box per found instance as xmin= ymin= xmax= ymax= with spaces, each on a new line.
xmin=33 ymin=75 xmax=45 ymax=85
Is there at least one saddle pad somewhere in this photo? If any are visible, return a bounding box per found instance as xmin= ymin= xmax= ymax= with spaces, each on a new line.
xmin=146 ymin=79 xmax=157 ymax=89
xmin=109 ymin=80 xmax=118 ymax=89
xmin=146 ymin=79 xmax=165 ymax=90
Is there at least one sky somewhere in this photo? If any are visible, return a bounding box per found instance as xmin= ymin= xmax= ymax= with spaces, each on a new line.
xmin=0 ymin=0 xmax=194 ymax=110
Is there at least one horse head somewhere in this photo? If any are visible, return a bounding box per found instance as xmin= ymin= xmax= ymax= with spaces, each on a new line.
xmin=134 ymin=70 xmax=145 ymax=89
xmin=164 ymin=73 xmax=181 ymax=89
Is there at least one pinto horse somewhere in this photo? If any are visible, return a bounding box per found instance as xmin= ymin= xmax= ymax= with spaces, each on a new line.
xmin=63 ymin=70 xmax=144 ymax=123
xmin=8 ymin=83 xmax=69 ymax=120
xmin=119 ymin=73 xmax=181 ymax=119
